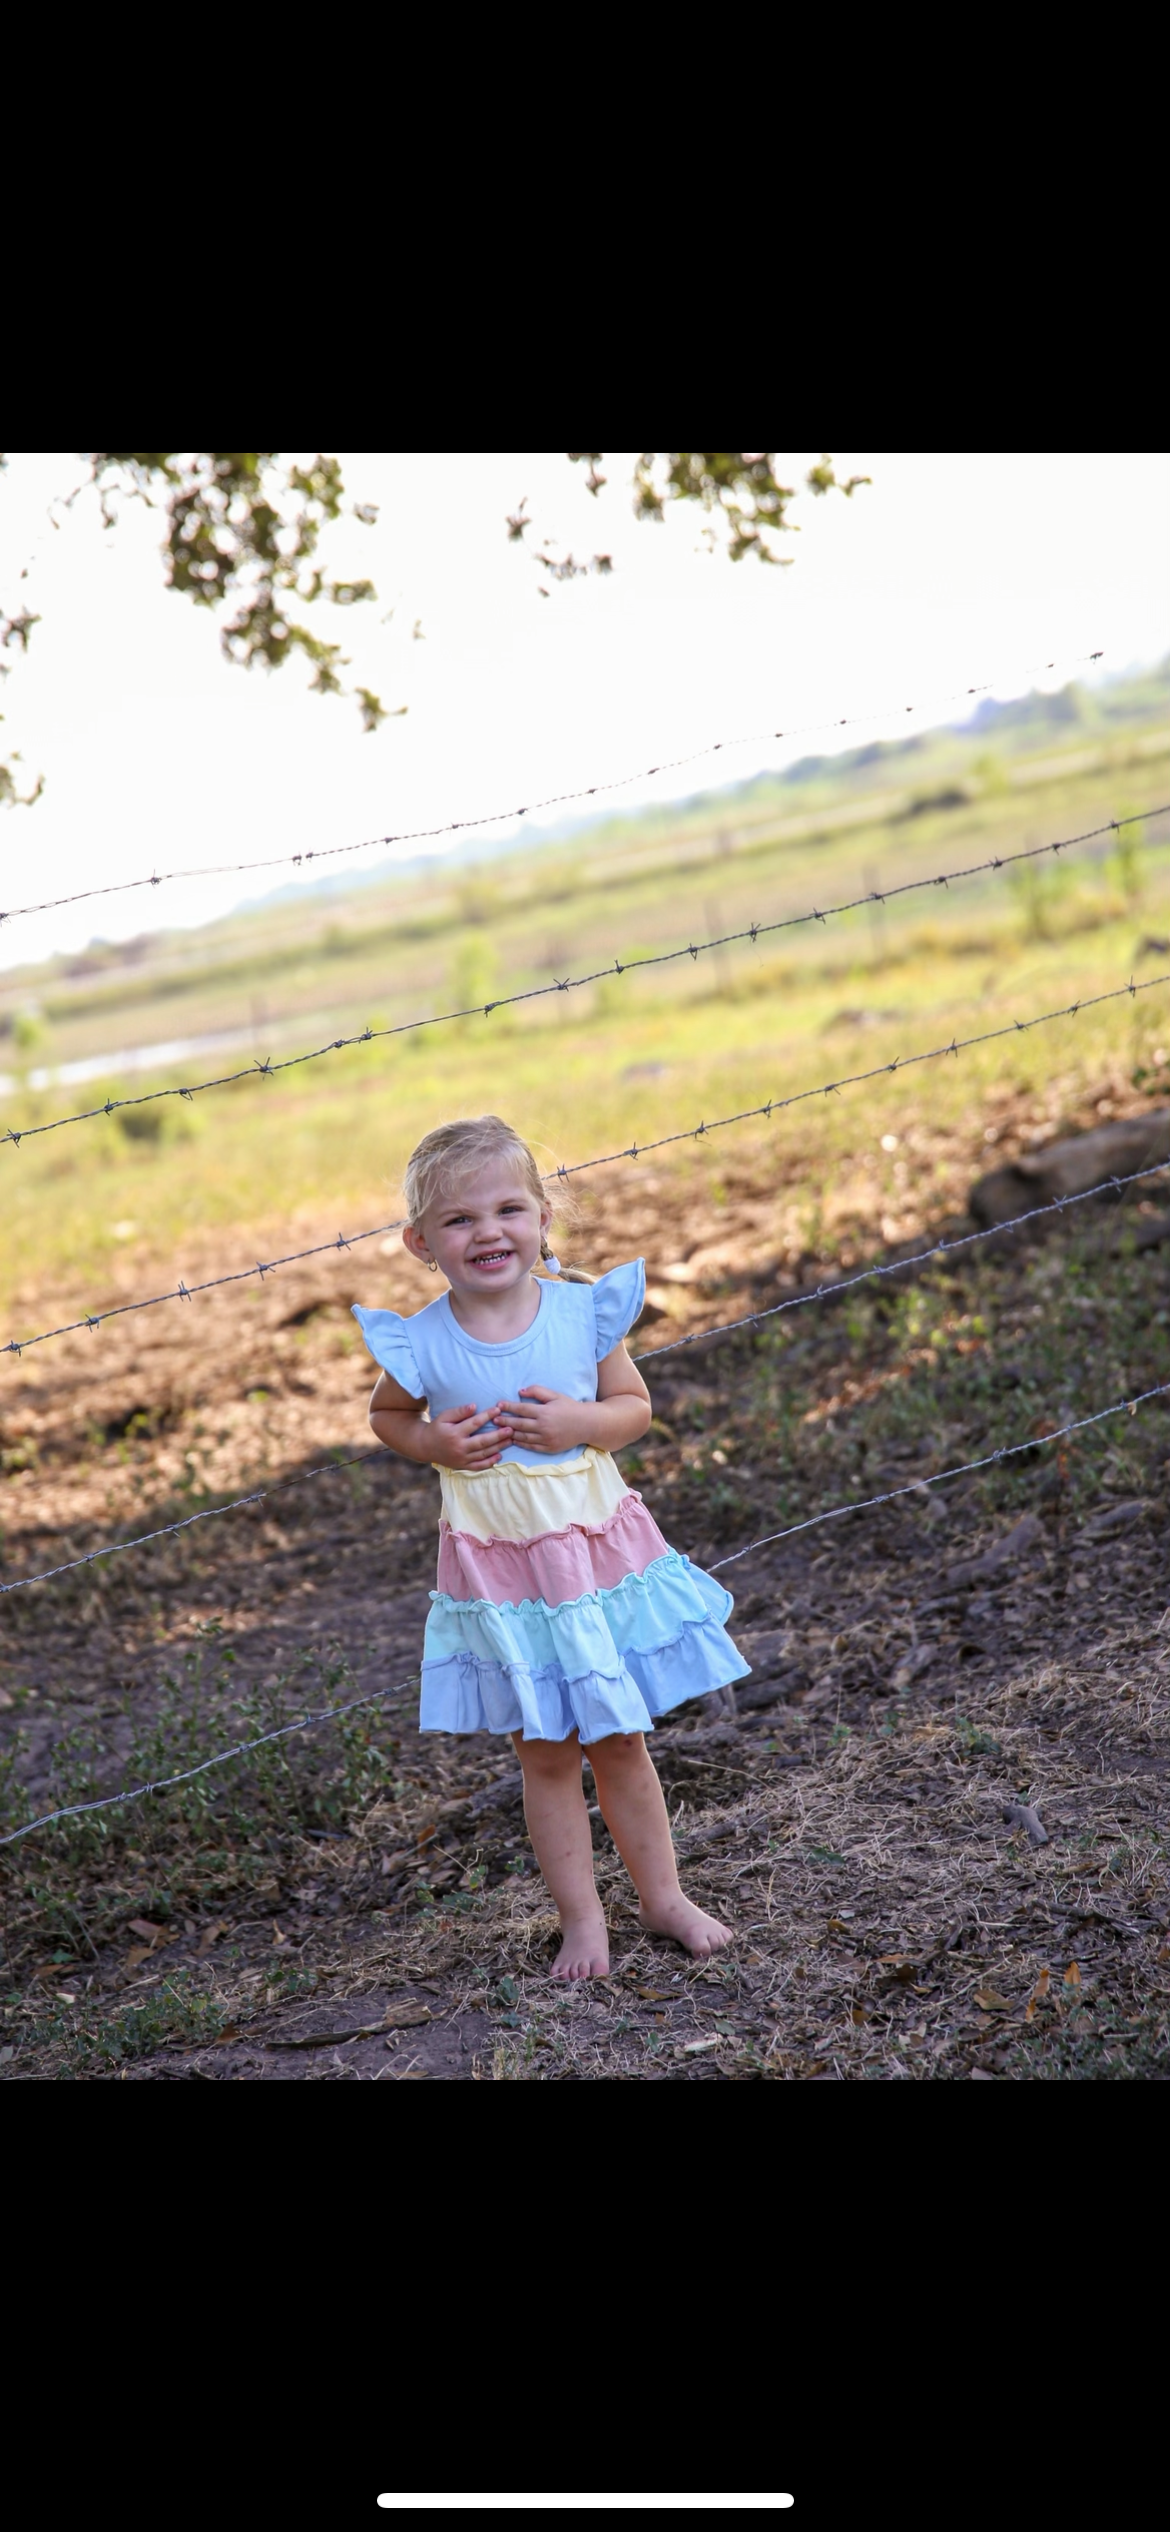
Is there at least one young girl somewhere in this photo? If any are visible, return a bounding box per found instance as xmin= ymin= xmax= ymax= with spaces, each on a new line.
xmin=353 ymin=1115 xmax=749 ymax=1980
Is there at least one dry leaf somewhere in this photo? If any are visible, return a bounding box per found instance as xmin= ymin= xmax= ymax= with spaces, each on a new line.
xmin=1025 ymin=1966 xmax=1051 ymax=2020
xmin=680 ymin=2036 xmax=721 ymax=2054
xmin=1063 ymin=1961 xmax=1082 ymax=1988
xmin=850 ymin=2004 xmax=868 ymax=2025
xmin=271 ymin=1921 xmax=287 ymax=1947
xmin=383 ymin=2002 xmax=433 ymax=2030
xmin=380 ymin=1851 xmax=412 ymax=1877
xmin=973 ymin=1989 xmax=1013 ymax=2012
xmin=127 ymin=1918 xmax=167 ymax=1943
xmin=197 ymin=1921 xmax=226 ymax=1957
xmin=125 ymin=1945 xmax=153 ymax=1970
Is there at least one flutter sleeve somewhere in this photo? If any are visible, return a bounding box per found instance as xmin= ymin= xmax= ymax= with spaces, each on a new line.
xmin=351 ymin=1305 xmax=426 ymax=1399
xmin=590 ymin=1258 xmax=647 ymax=1360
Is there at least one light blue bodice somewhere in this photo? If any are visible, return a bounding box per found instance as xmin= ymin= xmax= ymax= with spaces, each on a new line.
xmin=352 ymin=1259 xmax=646 ymax=1468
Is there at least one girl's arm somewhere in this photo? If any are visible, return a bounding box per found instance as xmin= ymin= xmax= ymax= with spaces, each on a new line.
xmin=498 ymin=1342 xmax=651 ymax=1457
xmin=368 ymin=1368 xmax=512 ymax=1470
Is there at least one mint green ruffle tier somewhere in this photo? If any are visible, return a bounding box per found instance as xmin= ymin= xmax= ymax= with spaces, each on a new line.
xmin=420 ymin=1548 xmax=750 ymax=1743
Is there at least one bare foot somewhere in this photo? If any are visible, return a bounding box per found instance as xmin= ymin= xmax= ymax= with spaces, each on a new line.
xmin=551 ymin=1911 xmax=610 ymax=1980
xmin=638 ymin=1894 xmax=732 ymax=1959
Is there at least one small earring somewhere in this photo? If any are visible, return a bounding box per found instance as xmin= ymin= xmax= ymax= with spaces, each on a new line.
xmin=427 ymin=1258 xmax=439 ymax=1273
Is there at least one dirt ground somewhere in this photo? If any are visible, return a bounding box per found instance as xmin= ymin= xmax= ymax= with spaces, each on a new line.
xmin=3 ymin=1074 xmax=1170 ymax=2080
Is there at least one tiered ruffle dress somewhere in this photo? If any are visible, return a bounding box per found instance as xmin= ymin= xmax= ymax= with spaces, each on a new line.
xmin=353 ymin=1260 xmax=749 ymax=1744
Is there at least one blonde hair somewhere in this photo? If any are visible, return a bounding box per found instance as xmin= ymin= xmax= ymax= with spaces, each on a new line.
xmin=402 ymin=1116 xmax=594 ymax=1282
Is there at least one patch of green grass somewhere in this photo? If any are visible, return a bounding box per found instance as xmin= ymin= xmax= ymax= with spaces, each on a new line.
xmin=0 ymin=1639 xmax=402 ymax=1924
xmin=70 ymin=1972 xmax=232 ymax=2068
xmin=953 ymin=1717 xmax=1003 ymax=1759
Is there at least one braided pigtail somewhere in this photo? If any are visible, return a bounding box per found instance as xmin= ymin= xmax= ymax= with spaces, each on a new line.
xmin=539 ymin=1237 xmax=595 ymax=1286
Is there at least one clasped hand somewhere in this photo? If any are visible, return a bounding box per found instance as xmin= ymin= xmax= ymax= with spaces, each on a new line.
xmin=427 ymin=1387 xmax=588 ymax=1469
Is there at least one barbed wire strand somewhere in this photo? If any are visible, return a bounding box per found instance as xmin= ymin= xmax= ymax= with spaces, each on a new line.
xmin=0 ymin=1445 xmax=383 ymax=1599
xmin=637 ymin=1155 xmax=1170 ymax=1361
xmin=0 ymin=647 xmax=1108 ymax=931
xmin=549 ymin=970 xmax=1170 ymax=1182
xmin=5 ymin=801 xmax=1167 ymax=1154
xmin=3 ymin=1220 xmax=407 ymax=1355
xmin=705 ymin=1374 xmax=1170 ymax=1570
xmin=6 ymin=1140 xmax=1170 ymax=1370
xmin=5 ymin=1369 xmax=1167 ymax=1849
xmin=0 ymin=1669 xmax=421 ymax=1851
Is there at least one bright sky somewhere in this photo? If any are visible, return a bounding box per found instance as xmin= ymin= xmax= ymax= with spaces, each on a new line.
xmin=2 ymin=451 xmax=1167 ymax=972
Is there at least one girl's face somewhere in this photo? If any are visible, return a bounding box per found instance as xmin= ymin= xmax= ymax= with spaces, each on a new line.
xmin=403 ymin=1166 xmax=552 ymax=1296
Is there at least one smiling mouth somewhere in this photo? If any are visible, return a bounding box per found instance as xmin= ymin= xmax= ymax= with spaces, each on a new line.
xmin=469 ymin=1250 xmax=514 ymax=1269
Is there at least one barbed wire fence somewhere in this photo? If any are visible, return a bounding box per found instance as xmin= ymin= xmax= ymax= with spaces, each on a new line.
xmin=6 ymin=963 xmax=1170 ymax=1359
xmin=4 ymin=1369 xmax=1169 ymax=1852
xmin=0 ymin=644 xmax=1107 ymax=932
xmin=4 ymin=802 xmax=1167 ymax=1152
xmin=3 ymin=1125 xmax=1169 ymax=1601
xmin=4 ymin=1130 xmax=1168 ymax=1599
xmin=4 ymin=1143 xmax=1170 ymax=1377
xmin=3 ymin=653 xmax=1169 ymax=1851
xmin=0 ymin=1668 xmax=422 ymax=1851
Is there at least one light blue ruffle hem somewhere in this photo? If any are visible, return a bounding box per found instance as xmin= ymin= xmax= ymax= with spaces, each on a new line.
xmin=419 ymin=1549 xmax=750 ymax=1742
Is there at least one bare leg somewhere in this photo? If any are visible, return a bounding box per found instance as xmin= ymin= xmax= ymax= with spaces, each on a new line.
xmin=587 ymin=1732 xmax=732 ymax=1960
xmin=511 ymin=1731 xmax=609 ymax=1979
